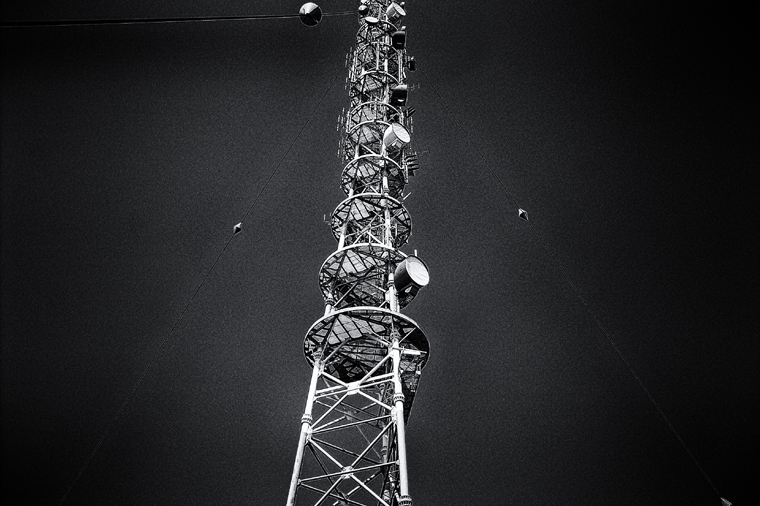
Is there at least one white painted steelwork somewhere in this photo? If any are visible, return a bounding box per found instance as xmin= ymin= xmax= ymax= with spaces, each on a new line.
xmin=287 ymin=2 xmax=428 ymax=505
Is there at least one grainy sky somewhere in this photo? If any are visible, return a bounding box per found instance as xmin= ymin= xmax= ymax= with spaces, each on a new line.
xmin=1 ymin=1 xmax=756 ymax=505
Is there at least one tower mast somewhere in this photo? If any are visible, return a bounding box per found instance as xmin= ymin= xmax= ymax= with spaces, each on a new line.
xmin=286 ymin=2 xmax=430 ymax=506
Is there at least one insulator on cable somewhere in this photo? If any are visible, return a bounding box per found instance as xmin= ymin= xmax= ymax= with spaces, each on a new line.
xmin=299 ymin=3 xmax=322 ymax=26
xmin=233 ymin=223 xmax=243 ymax=234
xmin=364 ymin=16 xmax=379 ymax=26
xmin=518 ymin=208 xmax=529 ymax=221
xmin=358 ymin=4 xmax=369 ymax=16
xmin=407 ymin=56 xmax=417 ymax=71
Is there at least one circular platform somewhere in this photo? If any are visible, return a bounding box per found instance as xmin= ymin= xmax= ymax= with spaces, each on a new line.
xmin=319 ymin=243 xmax=412 ymax=309
xmin=303 ymin=306 xmax=429 ymax=385
xmin=357 ymin=17 xmax=402 ymax=43
xmin=341 ymin=154 xmax=405 ymax=198
xmin=330 ymin=192 xmax=411 ymax=248
xmin=345 ymin=119 xmax=390 ymax=156
xmin=342 ymin=101 xmax=403 ymax=160
xmin=348 ymin=69 xmax=400 ymax=108
xmin=348 ymin=100 xmax=402 ymax=120
xmin=353 ymin=41 xmax=402 ymax=78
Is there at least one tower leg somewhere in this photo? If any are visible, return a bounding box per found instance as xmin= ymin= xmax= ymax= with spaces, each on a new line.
xmin=286 ymin=353 xmax=322 ymax=506
xmin=391 ymin=338 xmax=412 ymax=506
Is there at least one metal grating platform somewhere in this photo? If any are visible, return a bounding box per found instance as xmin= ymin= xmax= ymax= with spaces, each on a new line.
xmin=341 ymin=154 xmax=405 ymax=198
xmin=303 ymin=306 xmax=428 ymax=419
xmin=330 ymin=192 xmax=412 ymax=248
xmin=319 ymin=243 xmax=407 ymax=309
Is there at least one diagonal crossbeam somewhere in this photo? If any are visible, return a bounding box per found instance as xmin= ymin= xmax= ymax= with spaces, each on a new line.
xmin=299 ymin=461 xmax=396 ymax=484
xmin=298 ymin=482 xmax=372 ymax=506
xmin=311 ymin=435 xmax=383 ymax=466
xmin=288 ymin=4 xmax=427 ymax=505
xmin=350 ymin=473 xmax=390 ymax=506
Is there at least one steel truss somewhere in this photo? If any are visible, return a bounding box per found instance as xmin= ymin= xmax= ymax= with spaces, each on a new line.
xmin=330 ymin=193 xmax=411 ymax=249
xmin=291 ymin=347 xmax=411 ymax=506
xmin=287 ymin=3 xmax=426 ymax=506
xmin=320 ymin=244 xmax=408 ymax=309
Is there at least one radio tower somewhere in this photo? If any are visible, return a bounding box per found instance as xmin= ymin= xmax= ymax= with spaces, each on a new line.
xmin=286 ymin=2 xmax=430 ymax=506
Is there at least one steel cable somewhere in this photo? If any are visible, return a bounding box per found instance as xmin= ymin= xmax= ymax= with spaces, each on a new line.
xmin=57 ymin=59 xmax=347 ymax=506
xmin=1 ymin=11 xmax=355 ymax=28
xmin=418 ymin=64 xmax=721 ymax=499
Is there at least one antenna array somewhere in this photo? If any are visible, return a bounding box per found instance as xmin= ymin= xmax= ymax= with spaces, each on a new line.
xmin=286 ymin=3 xmax=430 ymax=506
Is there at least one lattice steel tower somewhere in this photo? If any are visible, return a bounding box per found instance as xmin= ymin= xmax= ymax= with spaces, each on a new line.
xmin=286 ymin=2 xmax=430 ymax=506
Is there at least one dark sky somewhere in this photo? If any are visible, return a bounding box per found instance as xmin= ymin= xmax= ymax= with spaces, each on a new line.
xmin=1 ymin=1 xmax=757 ymax=505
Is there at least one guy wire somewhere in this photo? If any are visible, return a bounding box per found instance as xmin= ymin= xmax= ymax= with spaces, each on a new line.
xmin=1 ymin=11 xmax=355 ymax=28
xmin=418 ymin=64 xmax=721 ymax=499
xmin=57 ymin=59 xmax=347 ymax=506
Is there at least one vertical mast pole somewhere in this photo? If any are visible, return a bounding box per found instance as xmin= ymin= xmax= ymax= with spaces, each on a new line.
xmin=286 ymin=3 xmax=430 ymax=505
xmin=391 ymin=335 xmax=412 ymax=505
xmin=286 ymin=350 xmax=322 ymax=506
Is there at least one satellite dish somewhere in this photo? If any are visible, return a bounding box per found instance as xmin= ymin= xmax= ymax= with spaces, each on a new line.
xmin=391 ymin=30 xmax=406 ymax=49
xmin=386 ymin=2 xmax=406 ymax=23
xmin=299 ymin=3 xmax=322 ymax=26
xmin=390 ymin=84 xmax=408 ymax=106
xmin=383 ymin=123 xmax=411 ymax=151
xmin=394 ymin=256 xmax=430 ymax=294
